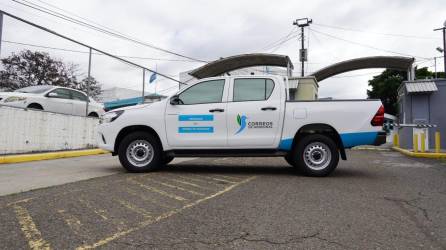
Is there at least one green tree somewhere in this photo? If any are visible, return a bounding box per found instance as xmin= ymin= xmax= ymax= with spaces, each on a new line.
xmin=0 ymin=50 xmax=101 ymax=97
xmin=367 ymin=67 xmax=444 ymax=115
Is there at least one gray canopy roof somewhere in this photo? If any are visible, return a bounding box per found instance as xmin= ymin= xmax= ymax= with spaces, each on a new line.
xmin=310 ymin=56 xmax=415 ymax=82
xmin=189 ymin=53 xmax=294 ymax=79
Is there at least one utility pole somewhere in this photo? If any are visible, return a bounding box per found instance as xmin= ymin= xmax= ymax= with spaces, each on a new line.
xmin=293 ymin=18 xmax=312 ymax=77
xmin=0 ymin=13 xmax=3 ymax=57
xmin=434 ymin=20 xmax=446 ymax=75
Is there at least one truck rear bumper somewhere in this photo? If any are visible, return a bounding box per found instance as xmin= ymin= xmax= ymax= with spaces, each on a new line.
xmin=373 ymin=131 xmax=387 ymax=146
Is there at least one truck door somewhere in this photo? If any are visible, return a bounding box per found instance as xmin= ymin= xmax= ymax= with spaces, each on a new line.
xmin=226 ymin=77 xmax=282 ymax=147
xmin=165 ymin=79 xmax=228 ymax=147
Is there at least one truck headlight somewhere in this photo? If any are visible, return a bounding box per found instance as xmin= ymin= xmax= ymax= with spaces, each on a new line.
xmin=4 ymin=96 xmax=27 ymax=103
xmin=100 ymin=110 xmax=124 ymax=123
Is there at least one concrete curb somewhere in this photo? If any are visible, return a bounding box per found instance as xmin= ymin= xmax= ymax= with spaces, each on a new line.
xmin=392 ymin=146 xmax=446 ymax=159
xmin=0 ymin=149 xmax=109 ymax=164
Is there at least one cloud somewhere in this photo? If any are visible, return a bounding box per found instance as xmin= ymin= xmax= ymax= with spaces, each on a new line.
xmin=0 ymin=0 xmax=443 ymax=97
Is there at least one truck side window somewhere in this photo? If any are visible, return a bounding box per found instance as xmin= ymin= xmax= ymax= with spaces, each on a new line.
xmin=179 ymin=79 xmax=225 ymax=105
xmin=233 ymin=78 xmax=274 ymax=102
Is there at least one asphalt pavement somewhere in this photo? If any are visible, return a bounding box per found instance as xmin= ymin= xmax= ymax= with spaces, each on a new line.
xmin=0 ymin=150 xmax=445 ymax=249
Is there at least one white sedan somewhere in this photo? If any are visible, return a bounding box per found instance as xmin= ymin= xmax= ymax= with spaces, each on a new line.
xmin=0 ymin=85 xmax=104 ymax=117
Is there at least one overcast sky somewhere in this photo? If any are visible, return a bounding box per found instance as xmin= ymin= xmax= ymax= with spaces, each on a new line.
xmin=0 ymin=0 xmax=444 ymax=98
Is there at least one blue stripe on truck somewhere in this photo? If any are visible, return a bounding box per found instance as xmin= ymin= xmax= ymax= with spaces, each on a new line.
xmin=278 ymin=131 xmax=378 ymax=151
xmin=278 ymin=138 xmax=293 ymax=151
xmin=340 ymin=132 xmax=378 ymax=148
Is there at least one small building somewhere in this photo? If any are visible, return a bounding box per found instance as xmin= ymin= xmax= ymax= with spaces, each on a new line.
xmin=397 ymin=79 xmax=446 ymax=150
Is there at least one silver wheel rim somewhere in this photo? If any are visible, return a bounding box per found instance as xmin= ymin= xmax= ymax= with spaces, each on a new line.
xmin=126 ymin=140 xmax=154 ymax=167
xmin=303 ymin=142 xmax=332 ymax=170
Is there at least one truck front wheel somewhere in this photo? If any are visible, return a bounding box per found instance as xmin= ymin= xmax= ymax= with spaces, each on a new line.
xmin=290 ymin=134 xmax=339 ymax=177
xmin=118 ymin=132 xmax=163 ymax=173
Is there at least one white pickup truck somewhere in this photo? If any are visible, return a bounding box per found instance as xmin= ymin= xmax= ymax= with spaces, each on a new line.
xmin=97 ymin=75 xmax=385 ymax=176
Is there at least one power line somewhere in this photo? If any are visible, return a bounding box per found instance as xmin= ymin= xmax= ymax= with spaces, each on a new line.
xmin=0 ymin=10 xmax=185 ymax=85
xmin=12 ymin=0 xmax=208 ymax=63
xmin=261 ymin=27 xmax=297 ymax=50
xmin=269 ymin=34 xmax=300 ymax=53
xmin=1 ymin=40 xmax=200 ymax=62
xmin=313 ymin=22 xmax=437 ymax=40
xmin=310 ymin=28 xmax=429 ymax=60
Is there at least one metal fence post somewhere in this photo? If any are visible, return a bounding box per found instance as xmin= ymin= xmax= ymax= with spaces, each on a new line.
xmin=142 ymin=69 xmax=145 ymax=104
xmin=85 ymin=48 xmax=92 ymax=116
xmin=413 ymin=134 xmax=418 ymax=153
xmin=420 ymin=133 xmax=426 ymax=153
xmin=0 ymin=13 xmax=3 ymax=57
xmin=435 ymin=131 xmax=441 ymax=153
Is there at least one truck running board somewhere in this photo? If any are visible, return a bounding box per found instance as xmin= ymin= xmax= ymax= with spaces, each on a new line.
xmin=167 ymin=149 xmax=288 ymax=158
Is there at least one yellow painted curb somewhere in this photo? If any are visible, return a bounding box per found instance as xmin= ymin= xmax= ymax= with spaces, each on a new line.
xmin=0 ymin=149 xmax=109 ymax=164
xmin=392 ymin=146 xmax=446 ymax=159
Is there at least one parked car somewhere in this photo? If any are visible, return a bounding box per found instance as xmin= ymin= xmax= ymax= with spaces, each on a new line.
xmin=97 ymin=75 xmax=385 ymax=176
xmin=0 ymin=85 xmax=104 ymax=117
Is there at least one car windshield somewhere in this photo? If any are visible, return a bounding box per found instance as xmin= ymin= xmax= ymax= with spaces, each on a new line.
xmin=14 ymin=85 xmax=53 ymax=94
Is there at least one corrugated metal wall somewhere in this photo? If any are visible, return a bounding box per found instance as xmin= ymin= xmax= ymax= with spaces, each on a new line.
xmin=0 ymin=106 xmax=98 ymax=155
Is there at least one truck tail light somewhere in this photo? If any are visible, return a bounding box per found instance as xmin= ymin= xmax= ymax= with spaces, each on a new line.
xmin=371 ymin=105 xmax=385 ymax=126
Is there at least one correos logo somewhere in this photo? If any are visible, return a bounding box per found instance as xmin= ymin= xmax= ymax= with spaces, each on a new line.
xmin=235 ymin=114 xmax=247 ymax=134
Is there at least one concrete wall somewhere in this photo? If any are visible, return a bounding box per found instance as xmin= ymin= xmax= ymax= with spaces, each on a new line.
xmin=0 ymin=106 xmax=99 ymax=155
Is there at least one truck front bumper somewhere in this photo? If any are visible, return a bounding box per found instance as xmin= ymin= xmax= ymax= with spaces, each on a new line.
xmin=373 ymin=131 xmax=387 ymax=146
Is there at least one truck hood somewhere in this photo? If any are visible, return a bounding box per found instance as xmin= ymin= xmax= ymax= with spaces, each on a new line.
xmin=111 ymin=103 xmax=154 ymax=112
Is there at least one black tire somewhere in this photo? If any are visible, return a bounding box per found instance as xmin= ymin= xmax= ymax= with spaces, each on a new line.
xmin=118 ymin=131 xmax=163 ymax=173
xmin=27 ymin=103 xmax=43 ymax=110
xmin=289 ymin=134 xmax=339 ymax=177
xmin=88 ymin=112 xmax=99 ymax=117
xmin=163 ymin=155 xmax=175 ymax=165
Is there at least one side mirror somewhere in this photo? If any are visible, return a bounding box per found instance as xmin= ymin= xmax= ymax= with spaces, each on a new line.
xmin=170 ymin=95 xmax=181 ymax=105
xmin=47 ymin=92 xmax=58 ymax=98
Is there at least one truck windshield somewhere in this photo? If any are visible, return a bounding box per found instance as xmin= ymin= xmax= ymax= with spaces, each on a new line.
xmin=14 ymin=85 xmax=53 ymax=94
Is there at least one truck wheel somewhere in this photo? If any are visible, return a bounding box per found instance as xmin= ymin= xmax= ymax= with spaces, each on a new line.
xmin=290 ymin=134 xmax=339 ymax=177
xmin=118 ymin=132 xmax=163 ymax=173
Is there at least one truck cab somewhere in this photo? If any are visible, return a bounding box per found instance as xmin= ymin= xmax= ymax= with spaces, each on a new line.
xmin=98 ymin=75 xmax=385 ymax=177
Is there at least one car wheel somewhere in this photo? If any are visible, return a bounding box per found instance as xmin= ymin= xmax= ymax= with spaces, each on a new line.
xmin=118 ymin=132 xmax=163 ymax=173
xmin=163 ymin=155 xmax=175 ymax=165
xmin=27 ymin=103 xmax=43 ymax=110
xmin=88 ymin=112 xmax=99 ymax=117
xmin=290 ymin=134 xmax=339 ymax=177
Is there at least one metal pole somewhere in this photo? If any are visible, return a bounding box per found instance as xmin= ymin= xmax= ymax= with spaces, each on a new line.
xmin=142 ymin=69 xmax=145 ymax=104
xmin=0 ymin=13 xmax=3 ymax=57
xmin=434 ymin=57 xmax=437 ymax=78
xmin=86 ymin=48 xmax=92 ymax=116
xmin=301 ymin=26 xmax=305 ymax=77
xmin=443 ymin=28 xmax=446 ymax=75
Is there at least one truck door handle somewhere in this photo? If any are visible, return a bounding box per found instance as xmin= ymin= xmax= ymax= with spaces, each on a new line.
xmin=209 ymin=108 xmax=224 ymax=113
xmin=261 ymin=107 xmax=277 ymax=111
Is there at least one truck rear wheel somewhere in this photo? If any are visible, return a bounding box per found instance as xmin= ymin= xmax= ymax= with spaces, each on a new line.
xmin=118 ymin=132 xmax=163 ymax=173
xmin=290 ymin=134 xmax=339 ymax=177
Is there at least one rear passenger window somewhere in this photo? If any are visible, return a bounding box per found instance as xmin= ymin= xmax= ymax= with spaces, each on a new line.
xmin=71 ymin=90 xmax=88 ymax=101
xmin=233 ymin=78 xmax=274 ymax=102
